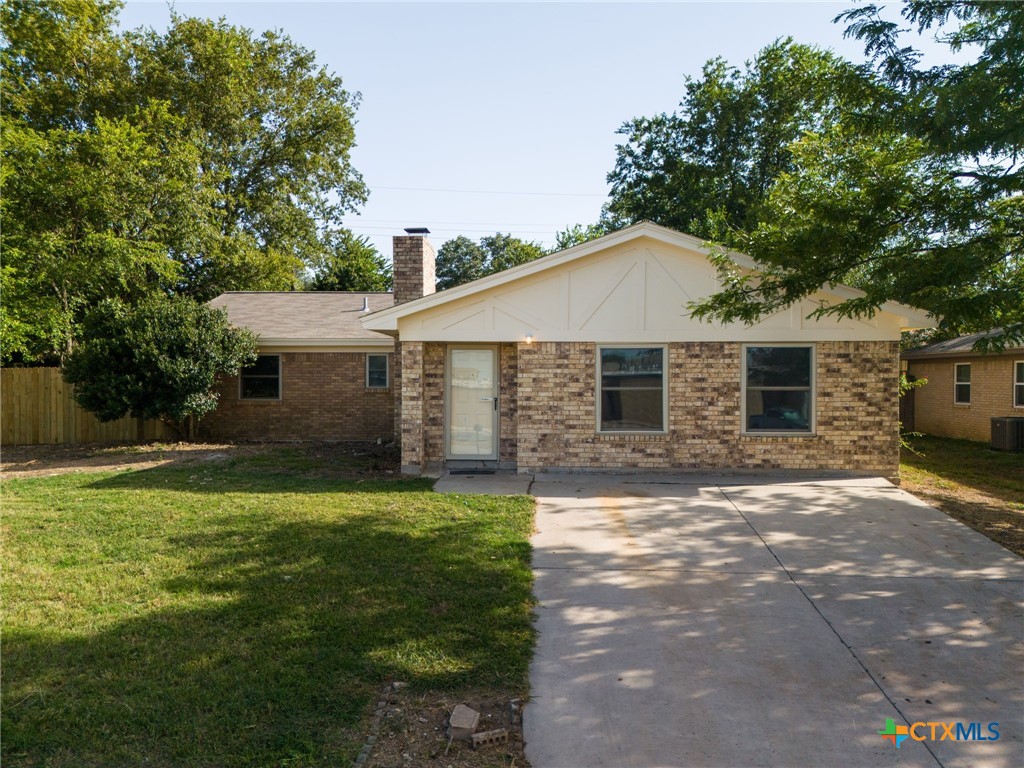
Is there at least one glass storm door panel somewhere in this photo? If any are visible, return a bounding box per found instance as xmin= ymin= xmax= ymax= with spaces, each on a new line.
xmin=447 ymin=347 xmax=498 ymax=459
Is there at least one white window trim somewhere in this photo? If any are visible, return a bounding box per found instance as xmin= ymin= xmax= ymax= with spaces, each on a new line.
xmin=239 ymin=354 xmax=282 ymax=401
xmin=1014 ymin=360 xmax=1024 ymax=408
xmin=366 ymin=353 xmax=389 ymax=389
xmin=954 ymin=362 xmax=971 ymax=405
xmin=741 ymin=343 xmax=816 ymax=436
xmin=595 ymin=344 xmax=669 ymax=434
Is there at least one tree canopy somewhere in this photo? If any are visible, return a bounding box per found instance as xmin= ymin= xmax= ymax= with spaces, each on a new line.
xmin=605 ymin=39 xmax=870 ymax=240
xmin=1 ymin=0 xmax=367 ymax=363
xmin=603 ymin=4 xmax=1023 ymax=347
xmin=63 ymin=294 xmax=258 ymax=438
xmin=307 ymin=230 xmax=392 ymax=292
xmin=435 ymin=233 xmax=547 ymax=290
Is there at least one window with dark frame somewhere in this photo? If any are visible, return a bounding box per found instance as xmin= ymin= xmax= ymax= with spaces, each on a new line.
xmin=598 ymin=347 xmax=665 ymax=432
xmin=240 ymin=355 xmax=280 ymax=399
xmin=367 ymin=353 xmax=389 ymax=389
xmin=955 ymin=363 xmax=971 ymax=404
xmin=744 ymin=346 xmax=813 ymax=432
xmin=1014 ymin=361 xmax=1023 ymax=407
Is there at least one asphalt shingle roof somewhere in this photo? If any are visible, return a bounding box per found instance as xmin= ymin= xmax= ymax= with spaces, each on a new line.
xmin=209 ymin=292 xmax=395 ymax=342
xmin=902 ymin=329 xmax=1023 ymax=359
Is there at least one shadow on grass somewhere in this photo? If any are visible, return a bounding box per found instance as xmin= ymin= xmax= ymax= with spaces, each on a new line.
xmin=85 ymin=452 xmax=425 ymax=495
xmin=3 ymin=477 xmax=533 ymax=767
xmin=901 ymin=435 xmax=1024 ymax=506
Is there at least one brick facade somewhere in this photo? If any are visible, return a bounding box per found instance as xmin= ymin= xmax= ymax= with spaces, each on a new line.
xmin=514 ymin=341 xmax=900 ymax=475
xmin=399 ymin=340 xmax=900 ymax=476
xmin=393 ymin=236 xmax=436 ymax=305
xmin=400 ymin=342 xmax=425 ymax=470
xmin=906 ymin=354 xmax=1022 ymax=442
xmin=201 ymin=352 xmax=396 ymax=442
xmin=400 ymin=342 xmax=518 ymax=472
xmin=498 ymin=343 xmax=518 ymax=465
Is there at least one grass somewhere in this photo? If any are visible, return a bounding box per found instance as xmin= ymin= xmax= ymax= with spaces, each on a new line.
xmin=2 ymin=449 xmax=535 ymax=767
xmin=900 ymin=434 xmax=1024 ymax=556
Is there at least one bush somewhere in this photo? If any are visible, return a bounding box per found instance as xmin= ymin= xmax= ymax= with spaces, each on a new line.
xmin=63 ymin=295 xmax=257 ymax=438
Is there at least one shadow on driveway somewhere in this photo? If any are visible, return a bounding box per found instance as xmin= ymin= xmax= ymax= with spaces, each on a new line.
xmin=524 ymin=476 xmax=1024 ymax=768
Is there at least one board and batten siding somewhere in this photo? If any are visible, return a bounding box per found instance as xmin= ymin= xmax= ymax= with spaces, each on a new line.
xmin=384 ymin=237 xmax=915 ymax=344
xmin=0 ymin=367 xmax=170 ymax=445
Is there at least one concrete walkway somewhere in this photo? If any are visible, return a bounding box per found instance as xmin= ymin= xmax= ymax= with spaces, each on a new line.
xmin=432 ymin=470 xmax=534 ymax=495
xmin=523 ymin=475 xmax=1024 ymax=768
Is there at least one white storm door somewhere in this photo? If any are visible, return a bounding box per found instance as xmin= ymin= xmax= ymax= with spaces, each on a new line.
xmin=447 ymin=346 xmax=498 ymax=460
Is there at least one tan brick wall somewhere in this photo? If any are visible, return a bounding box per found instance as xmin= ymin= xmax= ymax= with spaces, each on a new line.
xmin=422 ymin=343 xmax=446 ymax=466
xmin=499 ymin=343 xmax=518 ymax=464
xmin=400 ymin=343 xmax=518 ymax=470
xmin=400 ymin=342 xmax=425 ymax=469
xmin=202 ymin=352 xmax=395 ymax=442
xmin=393 ymin=236 xmax=436 ymax=304
xmin=906 ymin=354 xmax=1022 ymax=442
xmin=516 ymin=341 xmax=900 ymax=475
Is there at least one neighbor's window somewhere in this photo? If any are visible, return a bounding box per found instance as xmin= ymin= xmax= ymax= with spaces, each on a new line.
xmin=240 ymin=355 xmax=280 ymax=399
xmin=1015 ymin=361 xmax=1024 ymax=407
xmin=598 ymin=346 xmax=665 ymax=432
xmin=367 ymin=353 xmax=389 ymax=389
xmin=954 ymin=363 xmax=971 ymax=404
xmin=744 ymin=346 xmax=813 ymax=433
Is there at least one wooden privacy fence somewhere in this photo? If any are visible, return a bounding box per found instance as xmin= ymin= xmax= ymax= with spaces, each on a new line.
xmin=1 ymin=367 xmax=171 ymax=446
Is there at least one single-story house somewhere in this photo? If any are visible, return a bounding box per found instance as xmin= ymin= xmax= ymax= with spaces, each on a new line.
xmin=204 ymin=222 xmax=933 ymax=476
xmin=902 ymin=331 xmax=1024 ymax=443
xmin=359 ymin=222 xmax=931 ymax=477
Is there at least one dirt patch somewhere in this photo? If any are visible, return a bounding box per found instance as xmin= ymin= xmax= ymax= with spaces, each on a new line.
xmin=900 ymin=477 xmax=1024 ymax=557
xmin=0 ymin=441 xmax=399 ymax=480
xmin=900 ymin=437 xmax=1024 ymax=558
xmin=366 ymin=686 xmax=528 ymax=768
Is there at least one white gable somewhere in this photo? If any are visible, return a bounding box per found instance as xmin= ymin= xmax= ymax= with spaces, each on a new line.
xmin=364 ymin=223 xmax=931 ymax=343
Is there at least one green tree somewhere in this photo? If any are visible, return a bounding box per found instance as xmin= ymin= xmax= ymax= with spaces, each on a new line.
xmin=435 ymin=233 xmax=546 ymax=290
xmin=554 ymin=222 xmax=609 ymax=250
xmin=1 ymin=104 xmax=202 ymax=362
xmin=604 ymin=39 xmax=870 ymax=239
xmin=480 ymin=233 xmax=546 ymax=273
xmin=130 ymin=14 xmax=366 ymax=299
xmin=690 ymin=2 xmax=1023 ymax=347
xmin=63 ymin=295 xmax=257 ymax=438
xmin=308 ymin=230 xmax=391 ymax=292
xmin=1 ymin=0 xmax=366 ymax=362
xmin=436 ymin=236 xmax=488 ymax=290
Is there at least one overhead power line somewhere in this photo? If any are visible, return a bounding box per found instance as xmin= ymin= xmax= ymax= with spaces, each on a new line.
xmin=370 ymin=185 xmax=607 ymax=198
xmin=347 ymin=225 xmax=558 ymax=236
xmin=346 ymin=217 xmax=572 ymax=227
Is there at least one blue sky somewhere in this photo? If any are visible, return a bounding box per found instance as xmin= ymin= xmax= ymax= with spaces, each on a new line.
xmin=120 ymin=1 xmax=960 ymax=258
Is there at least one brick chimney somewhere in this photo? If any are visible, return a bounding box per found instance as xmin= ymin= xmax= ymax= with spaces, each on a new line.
xmin=392 ymin=228 xmax=436 ymax=304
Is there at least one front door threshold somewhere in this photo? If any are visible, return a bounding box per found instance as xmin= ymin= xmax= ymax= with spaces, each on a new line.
xmin=444 ymin=459 xmax=516 ymax=472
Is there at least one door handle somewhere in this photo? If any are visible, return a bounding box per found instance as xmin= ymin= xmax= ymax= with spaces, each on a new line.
xmin=480 ymin=396 xmax=498 ymax=411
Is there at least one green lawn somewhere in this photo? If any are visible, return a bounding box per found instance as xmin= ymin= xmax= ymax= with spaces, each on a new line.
xmin=2 ymin=450 xmax=535 ymax=767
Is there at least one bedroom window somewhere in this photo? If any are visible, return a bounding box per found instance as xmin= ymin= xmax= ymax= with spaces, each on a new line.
xmin=954 ymin=363 xmax=971 ymax=404
xmin=597 ymin=346 xmax=666 ymax=432
xmin=743 ymin=345 xmax=814 ymax=433
xmin=240 ymin=355 xmax=280 ymax=400
xmin=367 ymin=353 xmax=389 ymax=389
xmin=1014 ymin=361 xmax=1023 ymax=407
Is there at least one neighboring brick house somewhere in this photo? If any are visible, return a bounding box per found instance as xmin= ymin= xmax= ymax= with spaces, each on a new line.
xmin=902 ymin=332 xmax=1024 ymax=443
xmin=361 ymin=222 xmax=933 ymax=478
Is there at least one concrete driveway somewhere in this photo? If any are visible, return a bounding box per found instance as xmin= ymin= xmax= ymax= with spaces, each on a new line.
xmin=523 ymin=475 xmax=1024 ymax=768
